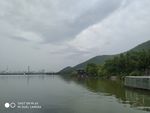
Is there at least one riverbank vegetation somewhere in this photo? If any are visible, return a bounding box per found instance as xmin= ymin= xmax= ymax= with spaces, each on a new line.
xmin=85 ymin=50 xmax=150 ymax=78
xmin=59 ymin=40 xmax=150 ymax=78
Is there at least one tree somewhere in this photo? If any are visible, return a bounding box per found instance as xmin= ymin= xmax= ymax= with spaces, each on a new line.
xmin=86 ymin=63 xmax=98 ymax=77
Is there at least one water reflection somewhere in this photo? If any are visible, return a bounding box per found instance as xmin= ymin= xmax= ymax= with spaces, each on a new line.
xmin=0 ymin=75 xmax=54 ymax=85
xmin=61 ymin=76 xmax=150 ymax=112
xmin=0 ymin=75 xmax=149 ymax=113
xmin=125 ymin=89 xmax=150 ymax=111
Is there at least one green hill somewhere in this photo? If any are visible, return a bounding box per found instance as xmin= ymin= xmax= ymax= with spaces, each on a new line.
xmin=74 ymin=55 xmax=114 ymax=69
xmin=59 ymin=40 xmax=150 ymax=74
xmin=130 ymin=40 xmax=150 ymax=51
xmin=59 ymin=66 xmax=75 ymax=74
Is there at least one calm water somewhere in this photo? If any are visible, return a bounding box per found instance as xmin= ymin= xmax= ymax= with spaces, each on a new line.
xmin=0 ymin=75 xmax=150 ymax=113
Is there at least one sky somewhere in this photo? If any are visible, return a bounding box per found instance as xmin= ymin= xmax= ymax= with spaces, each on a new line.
xmin=0 ymin=0 xmax=150 ymax=72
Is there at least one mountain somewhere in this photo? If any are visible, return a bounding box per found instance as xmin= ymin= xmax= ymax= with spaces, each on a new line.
xmin=59 ymin=40 xmax=150 ymax=74
xmin=130 ymin=40 xmax=150 ymax=51
xmin=74 ymin=55 xmax=114 ymax=69
xmin=59 ymin=66 xmax=75 ymax=75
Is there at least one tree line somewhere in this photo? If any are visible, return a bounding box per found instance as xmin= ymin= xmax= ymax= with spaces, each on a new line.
xmin=85 ymin=50 xmax=150 ymax=78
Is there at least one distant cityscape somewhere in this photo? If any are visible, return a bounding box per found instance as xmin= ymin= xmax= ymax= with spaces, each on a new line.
xmin=0 ymin=66 xmax=55 ymax=74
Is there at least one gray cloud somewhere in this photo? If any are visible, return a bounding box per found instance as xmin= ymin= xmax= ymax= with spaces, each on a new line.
xmin=0 ymin=0 xmax=123 ymax=43
xmin=0 ymin=0 xmax=150 ymax=71
xmin=11 ymin=37 xmax=29 ymax=42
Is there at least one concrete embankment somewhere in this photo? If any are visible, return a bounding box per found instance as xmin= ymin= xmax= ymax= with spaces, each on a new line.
xmin=124 ymin=76 xmax=150 ymax=90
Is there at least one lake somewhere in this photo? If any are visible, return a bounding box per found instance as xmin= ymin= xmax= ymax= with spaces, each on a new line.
xmin=0 ymin=75 xmax=150 ymax=113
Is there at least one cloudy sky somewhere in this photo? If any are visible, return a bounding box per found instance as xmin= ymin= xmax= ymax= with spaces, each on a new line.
xmin=0 ymin=0 xmax=150 ymax=72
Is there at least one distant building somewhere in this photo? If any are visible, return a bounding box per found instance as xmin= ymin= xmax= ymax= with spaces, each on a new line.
xmin=77 ymin=69 xmax=87 ymax=78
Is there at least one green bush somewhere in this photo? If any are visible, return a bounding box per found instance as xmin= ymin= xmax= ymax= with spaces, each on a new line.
xmin=129 ymin=70 xmax=142 ymax=76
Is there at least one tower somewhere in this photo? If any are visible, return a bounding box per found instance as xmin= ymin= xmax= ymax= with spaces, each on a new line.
xmin=28 ymin=66 xmax=30 ymax=73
